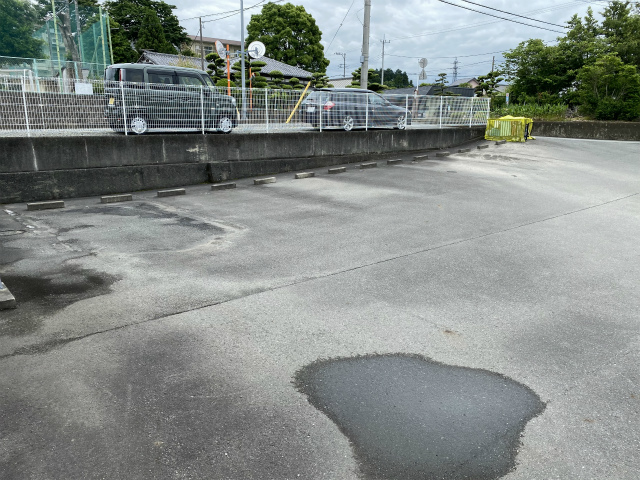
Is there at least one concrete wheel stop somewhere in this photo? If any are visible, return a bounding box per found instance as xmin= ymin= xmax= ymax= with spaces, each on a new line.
xmin=0 ymin=278 xmax=17 ymax=310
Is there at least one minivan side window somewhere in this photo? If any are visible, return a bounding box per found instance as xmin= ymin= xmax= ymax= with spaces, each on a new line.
xmin=124 ymin=69 xmax=144 ymax=83
xmin=177 ymin=74 xmax=204 ymax=87
xmin=148 ymin=70 xmax=175 ymax=87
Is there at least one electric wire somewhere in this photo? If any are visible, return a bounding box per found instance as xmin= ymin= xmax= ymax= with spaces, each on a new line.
xmin=457 ymin=0 xmax=567 ymax=28
xmin=436 ymin=0 xmax=565 ymax=34
xmin=326 ymin=0 xmax=357 ymax=51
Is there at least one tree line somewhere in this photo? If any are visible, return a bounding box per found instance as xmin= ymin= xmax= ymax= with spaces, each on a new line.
xmin=501 ymin=1 xmax=640 ymax=120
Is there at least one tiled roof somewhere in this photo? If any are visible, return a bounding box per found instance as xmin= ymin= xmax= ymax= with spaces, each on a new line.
xmin=138 ymin=51 xmax=313 ymax=80
xmin=187 ymin=35 xmax=241 ymax=46
xmin=449 ymin=78 xmax=478 ymax=87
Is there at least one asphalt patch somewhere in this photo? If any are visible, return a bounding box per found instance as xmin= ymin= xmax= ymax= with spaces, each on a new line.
xmin=0 ymin=265 xmax=119 ymax=336
xmin=294 ymin=353 xmax=545 ymax=480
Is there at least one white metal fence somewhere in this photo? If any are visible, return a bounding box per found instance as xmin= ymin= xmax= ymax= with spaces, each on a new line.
xmin=0 ymin=75 xmax=490 ymax=136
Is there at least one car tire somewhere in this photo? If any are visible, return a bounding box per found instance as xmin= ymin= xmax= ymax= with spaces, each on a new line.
xmin=396 ymin=115 xmax=407 ymax=130
xmin=128 ymin=115 xmax=148 ymax=135
xmin=217 ymin=116 xmax=233 ymax=134
xmin=342 ymin=114 xmax=355 ymax=132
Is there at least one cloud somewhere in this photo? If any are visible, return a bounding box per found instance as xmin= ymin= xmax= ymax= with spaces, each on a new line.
xmin=173 ymin=0 xmax=601 ymax=81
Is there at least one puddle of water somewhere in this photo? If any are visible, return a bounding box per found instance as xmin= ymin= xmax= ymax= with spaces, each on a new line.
xmin=294 ymin=354 xmax=545 ymax=480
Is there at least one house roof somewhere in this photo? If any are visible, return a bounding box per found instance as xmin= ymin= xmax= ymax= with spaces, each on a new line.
xmin=187 ymin=35 xmax=241 ymax=47
xmin=138 ymin=50 xmax=313 ymax=80
xmin=328 ymin=77 xmax=353 ymax=88
xmin=449 ymin=78 xmax=478 ymax=87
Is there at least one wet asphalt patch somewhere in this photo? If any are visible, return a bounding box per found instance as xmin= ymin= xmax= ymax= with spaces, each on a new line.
xmin=0 ymin=265 xmax=119 ymax=336
xmin=294 ymin=354 xmax=545 ymax=480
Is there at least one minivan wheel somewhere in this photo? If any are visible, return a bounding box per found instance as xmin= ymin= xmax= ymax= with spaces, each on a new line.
xmin=342 ymin=115 xmax=354 ymax=131
xmin=129 ymin=116 xmax=148 ymax=135
xmin=396 ymin=115 xmax=407 ymax=130
xmin=218 ymin=116 xmax=233 ymax=134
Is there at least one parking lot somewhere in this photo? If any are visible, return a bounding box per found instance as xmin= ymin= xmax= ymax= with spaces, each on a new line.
xmin=1 ymin=137 xmax=639 ymax=479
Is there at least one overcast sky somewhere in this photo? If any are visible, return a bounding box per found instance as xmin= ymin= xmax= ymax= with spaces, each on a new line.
xmin=173 ymin=0 xmax=610 ymax=83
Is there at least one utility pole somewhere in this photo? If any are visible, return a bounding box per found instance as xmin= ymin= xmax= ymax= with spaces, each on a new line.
xmin=491 ymin=56 xmax=495 ymax=73
xmin=452 ymin=57 xmax=458 ymax=82
xmin=334 ymin=52 xmax=346 ymax=78
xmin=360 ymin=0 xmax=371 ymax=89
xmin=380 ymin=35 xmax=390 ymax=85
xmin=199 ymin=17 xmax=205 ymax=71
xmin=240 ymin=0 xmax=247 ymax=120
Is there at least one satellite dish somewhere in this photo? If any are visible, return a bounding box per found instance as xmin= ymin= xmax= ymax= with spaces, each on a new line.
xmin=248 ymin=41 xmax=266 ymax=59
xmin=215 ymin=40 xmax=227 ymax=58
xmin=418 ymin=58 xmax=428 ymax=68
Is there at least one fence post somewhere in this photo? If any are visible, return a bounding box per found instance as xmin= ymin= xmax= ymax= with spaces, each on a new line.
xmin=319 ymin=96 xmax=322 ymax=133
xmin=32 ymin=59 xmax=41 ymax=93
xmin=200 ymin=86 xmax=205 ymax=134
xmin=365 ymin=93 xmax=369 ymax=131
xmin=439 ymin=95 xmax=443 ymax=128
xmin=265 ymin=89 xmax=269 ymax=133
xmin=469 ymin=97 xmax=475 ymax=128
xmin=405 ymin=95 xmax=409 ymax=129
xmin=21 ymin=76 xmax=30 ymax=137
xmin=120 ymin=82 xmax=128 ymax=136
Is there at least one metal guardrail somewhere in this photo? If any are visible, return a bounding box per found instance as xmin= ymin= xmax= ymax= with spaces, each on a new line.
xmin=0 ymin=75 xmax=490 ymax=136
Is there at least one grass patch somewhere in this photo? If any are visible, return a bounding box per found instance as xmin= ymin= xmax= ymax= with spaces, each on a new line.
xmin=490 ymin=104 xmax=568 ymax=121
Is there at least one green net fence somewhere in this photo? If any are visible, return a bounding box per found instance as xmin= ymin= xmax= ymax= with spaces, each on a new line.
xmin=0 ymin=1 xmax=112 ymax=84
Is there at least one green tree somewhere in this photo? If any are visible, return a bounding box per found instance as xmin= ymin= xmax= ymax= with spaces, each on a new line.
xmin=433 ymin=72 xmax=448 ymax=95
xmin=601 ymin=1 xmax=640 ymax=68
xmin=105 ymin=0 xmax=189 ymax=52
xmin=135 ymin=8 xmax=176 ymax=54
xmin=0 ymin=0 xmax=44 ymax=58
xmin=205 ymin=52 xmax=226 ymax=82
xmin=577 ymin=53 xmax=640 ymax=120
xmin=475 ymin=70 xmax=505 ymax=98
xmin=109 ymin=19 xmax=138 ymax=63
xmin=245 ymin=2 xmax=329 ymax=73
xmin=348 ymin=67 xmax=384 ymax=90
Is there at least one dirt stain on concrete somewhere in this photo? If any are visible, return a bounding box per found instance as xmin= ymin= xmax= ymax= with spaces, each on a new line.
xmin=0 ymin=265 xmax=119 ymax=336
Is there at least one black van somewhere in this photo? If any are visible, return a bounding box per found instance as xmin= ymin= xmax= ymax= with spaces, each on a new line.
xmin=104 ymin=64 xmax=237 ymax=134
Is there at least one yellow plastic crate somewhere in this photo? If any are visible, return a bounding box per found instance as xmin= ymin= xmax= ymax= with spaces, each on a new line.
xmin=485 ymin=115 xmax=534 ymax=142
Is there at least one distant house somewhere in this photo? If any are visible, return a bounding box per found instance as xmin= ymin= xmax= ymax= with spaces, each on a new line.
xmin=186 ymin=35 xmax=242 ymax=57
xmin=329 ymin=77 xmax=353 ymax=88
xmin=137 ymin=50 xmax=313 ymax=81
xmin=449 ymin=78 xmax=480 ymax=89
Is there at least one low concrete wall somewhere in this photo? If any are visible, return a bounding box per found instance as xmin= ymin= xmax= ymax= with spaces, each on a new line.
xmin=534 ymin=121 xmax=640 ymax=141
xmin=1 ymin=127 xmax=483 ymax=203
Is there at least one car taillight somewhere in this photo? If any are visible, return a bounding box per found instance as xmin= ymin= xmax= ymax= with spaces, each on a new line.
xmin=323 ymin=101 xmax=335 ymax=110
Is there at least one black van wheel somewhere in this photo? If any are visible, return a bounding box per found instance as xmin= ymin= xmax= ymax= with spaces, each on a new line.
xmin=217 ymin=116 xmax=233 ymax=134
xmin=129 ymin=116 xmax=148 ymax=135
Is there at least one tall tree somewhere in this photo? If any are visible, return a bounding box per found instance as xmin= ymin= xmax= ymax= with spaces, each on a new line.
xmin=245 ymin=2 xmax=329 ymax=73
xmin=105 ymin=0 xmax=189 ymax=52
xmin=577 ymin=53 xmax=640 ymax=120
xmin=135 ymin=8 xmax=176 ymax=54
xmin=0 ymin=0 xmax=44 ymax=58
xmin=109 ymin=19 xmax=138 ymax=63
xmin=601 ymin=1 xmax=640 ymax=68
xmin=475 ymin=70 xmax=505 ymax=98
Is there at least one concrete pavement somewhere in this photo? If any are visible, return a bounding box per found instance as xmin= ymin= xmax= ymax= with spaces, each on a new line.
xmin=1 ymin=137 xmax=639 ymax=479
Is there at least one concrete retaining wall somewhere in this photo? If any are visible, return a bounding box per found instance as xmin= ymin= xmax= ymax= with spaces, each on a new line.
xmin=1 ymin=127 xmax=483 ymax=203
xmin=534 ymin=121 xmax=640 ymax=141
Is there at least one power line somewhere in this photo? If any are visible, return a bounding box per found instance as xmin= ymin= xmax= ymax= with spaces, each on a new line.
xmin=179 ymin=0 xmax=283 ymax=22
xmin=457 ymin=0 xmax=567 ymax=28
xmin=387 ymin=0 xmax=581 ymax=42
xmin=436 ymin=0 xmax=566 ymax=34
xmin=326 ymin=0 xmax=356 ymax=51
